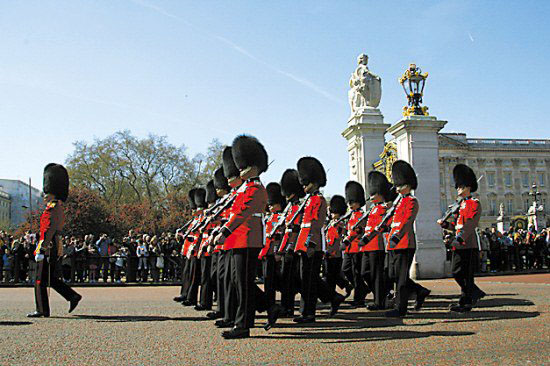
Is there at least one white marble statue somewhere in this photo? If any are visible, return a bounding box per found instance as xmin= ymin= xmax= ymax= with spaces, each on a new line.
xmin=348 ymin=53 xmax=382 ymax=115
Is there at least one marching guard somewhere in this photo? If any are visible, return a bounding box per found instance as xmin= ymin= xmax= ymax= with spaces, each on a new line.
xmin=342 ymin=181 xmax=369 ymax=307
xmin=438 ymin=164 xmax=486 ymax=312
xmin=383 ymin=160 xmax=431 ymax=318
xmin=28 ymin=163 xmax=82 ymax=318
xmin=174 ymin=188 xmax=198 ymax=303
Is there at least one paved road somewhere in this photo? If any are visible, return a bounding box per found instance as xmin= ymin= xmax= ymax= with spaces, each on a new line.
xmin=1 ymin=275 xmax=548 ymax=365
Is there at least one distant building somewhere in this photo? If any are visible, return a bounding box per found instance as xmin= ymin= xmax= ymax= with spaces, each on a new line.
xmin=0 ymin=188 xmax=10 ymax=230
xmin=438 ymin=134 xmax=550 ymax=229
xmin=0 ymin=179 xmax=43 ymax=229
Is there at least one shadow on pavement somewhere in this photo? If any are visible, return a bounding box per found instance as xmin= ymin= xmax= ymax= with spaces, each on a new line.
xmin=423 ymin=297 xmax=535 ymax=310
xmin=66 ymin=314 xmax=210 ymax=323
xmin=0 ymin=321 xmax=33 ymax=326
xmin=256 ymin=329 xmax=475 ymax=343
xmin=409 ymin=309 xmax=540 ymax=323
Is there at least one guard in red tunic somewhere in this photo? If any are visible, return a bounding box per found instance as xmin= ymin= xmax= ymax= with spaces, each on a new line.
xmin=293 ymin=157 xmax=345 ymax=323
xmin=341 ymin=180 xmax=369 ymax=307
xmin=205 ymin=167 xmax=231 ymax=320
xmin=195 ymin=180 xmax=217 ymax=311
xmin=276 ymin=169 xmax=305 ymax=317
xmin=324 ymin=195 xmax=352 ymax=298
xmin=384 ymin=160 xmax=431 ymax=318
xmin=259 ymin=182 xmax=286 ymax=312
xmin=214 ymin=147 xmax=244 ymax=329
xmin=438 ymin=164 xmax=485 ymax=312
xmin=214 ymin=135 xmax=280 ymax=339
xmin=359 ymin=171 xmax=395 ymax=310
xmin=28 ymin=163 xmax=81 ymax=318
xmin=174 ymin=189 xmax=198 ymax=303
xmin=184 ymin=188 xmax=207 ymax=306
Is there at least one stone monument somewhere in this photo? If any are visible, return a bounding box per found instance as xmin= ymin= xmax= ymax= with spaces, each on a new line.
xmin=387 ymin=64 xmax=447 ymax=279
xmin=497 ymin=203 xmax=510 ymax=233
xmin=342 ymin=54 xmax=390 ymax=189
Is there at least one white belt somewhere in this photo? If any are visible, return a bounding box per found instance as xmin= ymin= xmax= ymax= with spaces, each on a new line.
xmin=301 ymin=223 xmax=311 ymax=228
xmin=391 ymin=222 xmax=401 ymax=228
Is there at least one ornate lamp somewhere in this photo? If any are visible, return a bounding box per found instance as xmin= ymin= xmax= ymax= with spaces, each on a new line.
xmin=399 ymin=63 xmax=429 ymax=116
xmin=529 ymin=182 xmax=541 ymax=203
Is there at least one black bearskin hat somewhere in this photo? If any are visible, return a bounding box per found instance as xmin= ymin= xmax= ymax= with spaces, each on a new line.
xmin=231 ymin=135 xmax=268 ymax=174
xmin=187 ymin=188 xmax=197 ymax=210
xmin=222 ymin=147 xmax=240 ymax=180
xmin=297 ymin=157 xmax=327 ymax=188
xmin=391 ymin=160 xmax=418 ymax=190
xmin=266 ymin=182 xmax=286 ymax=207
xmin=43 ymin=163 xmax=69 ymax=202
xmin=280 ymin=169 xmax=306 ymax=199
xmin=453 ymin=164 xmax=478 ymax=193
xmin=213 ymin=167 xmax=230 ymax=192
xmin=205 ymin=180 xmax=217 ymax=204
xmin=368 ymin=171 xmax=392 ymax=201
xmin=329 ymin=195 xmax=347 ymax=216
xmin=386 ymin=186 xmax=399 ymax=202
xmin=194 ymin=188 xmax=207 ymax=209
xmin=345 ymin=181 xmax=366 ymax=206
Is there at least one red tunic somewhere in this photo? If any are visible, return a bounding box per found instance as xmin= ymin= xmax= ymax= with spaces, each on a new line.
xmin=325 ymin=220 xmax=344 ymax=258
xmin=259 ymin=212 xmax=280 ymax=259
xmin=387 ymin=195 xmax=419 ymax=250
xmin=361 ymin=204 xmax=386 ymax=252
xmin=295 ymin=193 xmax=327 ymax=253
xmin=344 ymin=210 xmax=365 ymax=254
xmin=278 ymin=204 xmax=301 ymax=253
xmin=447 ymin=198 xmax=482 ymax=250
xmin=35 ymin=200 xmax=64 ymax=256
xmin=221 ymin=178 xmax=267 ymax=249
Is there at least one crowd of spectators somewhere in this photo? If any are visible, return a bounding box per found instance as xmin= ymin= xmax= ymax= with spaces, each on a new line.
xmin=0 ymin=230 xmax=183 ymax=284
xmin=2 ymin=226 xmax=549 ymax=284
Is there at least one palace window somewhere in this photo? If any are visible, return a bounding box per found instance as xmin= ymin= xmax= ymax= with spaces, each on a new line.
xmin=522 ymin=172 xmax=530 ymax=187
xmin=539 ymin=173 xmax=545 ymax=187
xmin=504 ymin=172 xmax=512 ymax=187
xmin=487 ymin=172 xmax=495 ymax=188
xmin=507 ymin=198 xmax=513 ymax=214
xmin=489 ymin=199 xmax=497 ymax=216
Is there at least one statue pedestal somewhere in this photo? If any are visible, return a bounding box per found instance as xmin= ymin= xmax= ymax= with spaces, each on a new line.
xmin=387 ymin=115 xmax=448 ymax=279
xmin=342 ymin=108 xmax=390 ymax=188
xmin=497 ymin=215 xmax=510 ymax=233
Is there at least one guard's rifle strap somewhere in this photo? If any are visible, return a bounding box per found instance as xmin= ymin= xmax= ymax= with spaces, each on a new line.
xmin=196 ymin=193 xmax=236 ymax=232
xmin=286 ymin=193 xmax=312 ymax=228
xmin=438 ymin=196 xmax=464 ymax=223
xmin=267 ymin=201 xmax=293 ymax=238
xmin=323 ymin=210 xmax=353 ymax=235
xmin=374 ymin=195 xmax=403 ymax=233
xmin=351 ymin=204 xmax=374 ymax=232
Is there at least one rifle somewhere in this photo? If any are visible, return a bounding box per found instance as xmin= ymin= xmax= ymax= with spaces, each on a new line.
xmin=351 ymin=203 xmax=374 ymax=232
xmin=267 ymin=201 xmax=294 ymax=239
xmin=323 ymin=210 xmax=353 ymax=235
xmin=286 ymin=193 xmax=312 ymax=230
xmin=438 ymin=196 xmax=464 ymax=224
xmin=374 ymin=194 xmax=403 ymax=233
xmin=196 ymin=193 xmax=237 ymax=232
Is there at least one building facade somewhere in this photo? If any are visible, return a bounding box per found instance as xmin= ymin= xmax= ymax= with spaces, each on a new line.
xmin=0 ymin=188 xmax=10 ymax=230
xmin=438 ymin=134 xmax=550 ymax=229
xmin=0 ymin=179 xmax=43 ymax=229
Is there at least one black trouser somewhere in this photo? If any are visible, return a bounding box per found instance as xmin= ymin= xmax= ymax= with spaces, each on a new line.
xmin=34 ymin=253 xmax=80 ymax=315
xmin=325 ymin=257 xmax=349 ymax=294
xmin=231 ymin=248 xmax=261 ymax=329
xmin=216 ymin=251 xmax=226 ymax=316
xmin=388 ymin=249 xmax=426 ymax=314
xmin=223 ymin=250 xmax=237 ymax=322
xmin=298 ymin=251 xmax=323 ymax=317
xmin=361 ymin=251 xmax=386 ymax=308
xmin=210 ymin=252 xmax=218 ymax=301
xmin=99 ymin=256 xmax=109 ymax=282
xmin=452 ymin=248 xmax=477 ymax=306
xmin=199 ymin=255 xmax=213 ymax=308
xmin=180 ymin=257 xmax=189 ymax=297
xmin=342 ymin=252 xmax=368 ymax=302
xmin=187 ymin=256 xmax=201 ymax=304
xmin=262 ymin=255 xmax=276 ymax=309
xmin=280 ymin=251 xmax=298 ymax=311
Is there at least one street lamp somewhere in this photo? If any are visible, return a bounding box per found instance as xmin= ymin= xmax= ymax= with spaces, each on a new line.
xmin=529 ymin=182 xmax=541 ymax=204
xmin=399 ymin=63 xmax=429 ymax=116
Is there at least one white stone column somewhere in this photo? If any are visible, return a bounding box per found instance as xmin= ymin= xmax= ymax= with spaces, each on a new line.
xmin=342 ymin=108 xmax=390 ymax=189
xmin=387 ymin=115 xmax=447 ymax=279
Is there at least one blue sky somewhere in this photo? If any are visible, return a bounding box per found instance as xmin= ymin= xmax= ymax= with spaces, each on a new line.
xmin=1 ymin=0 xmax=549 ymax=194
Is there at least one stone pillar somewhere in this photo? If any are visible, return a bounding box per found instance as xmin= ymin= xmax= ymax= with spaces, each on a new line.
xmin=342 ymin=108 xmax=390 ymax=189
xmin=387 ymin=115 xmax=447 ymax=279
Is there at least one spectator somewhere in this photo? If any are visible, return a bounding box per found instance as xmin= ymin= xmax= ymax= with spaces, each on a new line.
xmin=136 ymin=239 xmax=148 ymax=282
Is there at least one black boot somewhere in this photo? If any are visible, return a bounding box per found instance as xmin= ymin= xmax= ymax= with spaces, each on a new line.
xmin=222 ymin=327 xmax=250 ymax=339
xmin=330 ymin=294 xmax=345 ymax=316
xmin=27 ymin=311 xmax=49 ymax=318
xmin=264 ymin=304 xmax=282 ymax=331
xmin=69 ymin=294 xmax=82 ymax=314
xmin=414 ymin=288 xmax=431 ymax=311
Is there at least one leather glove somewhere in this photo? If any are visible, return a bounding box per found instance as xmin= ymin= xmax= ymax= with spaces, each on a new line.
xmin=35 ymin=253 xmax=45 ymax=262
